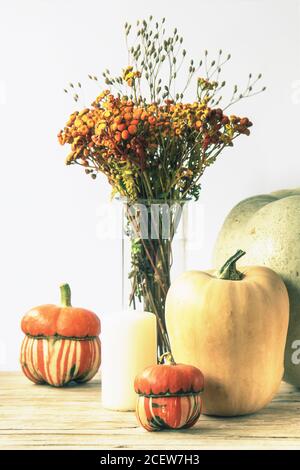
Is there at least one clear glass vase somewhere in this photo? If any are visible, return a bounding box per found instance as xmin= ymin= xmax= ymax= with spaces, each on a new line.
xmin=121 ymin=198 xmax=188 ymax=358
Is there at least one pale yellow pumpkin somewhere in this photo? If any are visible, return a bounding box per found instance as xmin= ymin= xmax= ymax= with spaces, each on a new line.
xmin=212 ymin=188 xmax=300 ymax=386
xmin=165 ymin=251 xmax=289 ymax=416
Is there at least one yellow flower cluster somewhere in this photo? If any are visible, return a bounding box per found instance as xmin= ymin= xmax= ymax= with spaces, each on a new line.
xmin=122 ymin=66 xmax=141 ymax=87
xmin=197 ymin=77 xmax=218 ymax=91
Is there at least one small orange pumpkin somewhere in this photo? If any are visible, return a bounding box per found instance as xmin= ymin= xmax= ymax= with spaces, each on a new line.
xmin=20 ymin=284 xmax=101 ymax=387
xmin=134 ymin=354 xmax=204 ymax=431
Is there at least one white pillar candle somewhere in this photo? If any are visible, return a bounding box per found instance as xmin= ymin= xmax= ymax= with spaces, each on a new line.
xmin=101 ymin=310 xmax=157 ymax=411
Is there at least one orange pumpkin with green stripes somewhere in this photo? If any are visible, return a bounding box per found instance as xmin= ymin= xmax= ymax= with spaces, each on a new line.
xmin=20 ymin=284 xmax=101 ymax=387
xmin=134 ymin=354 xmax=204 ymax=431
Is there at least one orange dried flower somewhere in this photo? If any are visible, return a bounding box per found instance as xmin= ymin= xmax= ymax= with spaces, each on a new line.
xmin=128 ymin=125 xmax=137 ymax=135
xmin=121 ymin=130 xmax=129 ymax=140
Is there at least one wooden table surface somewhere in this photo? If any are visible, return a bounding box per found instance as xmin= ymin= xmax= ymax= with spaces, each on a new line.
xmin=1 ymin=372 xmax=300 ymax=450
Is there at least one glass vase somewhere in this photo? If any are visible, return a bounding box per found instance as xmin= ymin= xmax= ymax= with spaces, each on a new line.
xmin=121 ymin=198 xmax=188 ymax=358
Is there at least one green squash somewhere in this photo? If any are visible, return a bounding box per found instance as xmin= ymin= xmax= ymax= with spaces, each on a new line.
xmin=213 ymin=188 xmax=300 ymax=386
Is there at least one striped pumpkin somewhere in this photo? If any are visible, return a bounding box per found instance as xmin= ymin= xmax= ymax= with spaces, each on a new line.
xmin=134 ymin=355 xmax=204 ymax=431
xmin=21 ymin=336 xmax=101 ymax=387
xmin=136 ymin=394 xmax=202 ymax=431
xmin=20 ymin=284 xmax=101 ymax=387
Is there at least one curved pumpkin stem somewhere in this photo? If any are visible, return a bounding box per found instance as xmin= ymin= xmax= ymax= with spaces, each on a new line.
xmin=159 ymin=351 xmax=176 ymax=365
xmin=216 ymin=249 xmax=246 ymax=281
xmin=60 ymin=283 xmax=72 ymax=307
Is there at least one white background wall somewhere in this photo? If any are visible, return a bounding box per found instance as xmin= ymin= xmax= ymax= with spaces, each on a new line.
xmin=1 ymin=0 xmax=299 ymax=370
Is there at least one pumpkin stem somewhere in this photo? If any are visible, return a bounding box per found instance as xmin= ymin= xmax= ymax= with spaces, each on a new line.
xmin=159 ymin=351 xmax=176 ymax=365
xmin=60 ymin=283 xmax=72 ymax=307
xmin=216 ymin=249 xmax=246 ymax=281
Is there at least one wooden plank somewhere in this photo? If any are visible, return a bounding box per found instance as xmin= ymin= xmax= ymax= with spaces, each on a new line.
xmin=0 ymin=372 xmax=300 ymax=450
